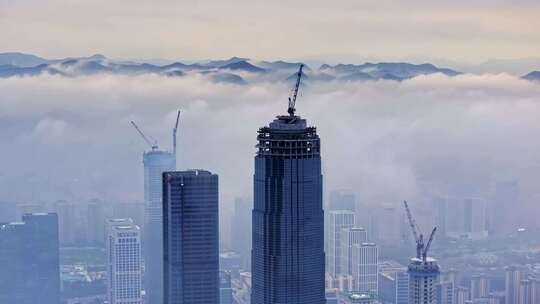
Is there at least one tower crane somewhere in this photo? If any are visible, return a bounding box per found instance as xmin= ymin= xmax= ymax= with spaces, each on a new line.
xmin=403 ymin=200 xmax=437 ymax=262
xmin=173 ymin=110 xmax=180 ymax=155
xmin=131 ymin=121 xmax=158 ymax=150
xmin=287 ymin=64 xmax=304 ymax=116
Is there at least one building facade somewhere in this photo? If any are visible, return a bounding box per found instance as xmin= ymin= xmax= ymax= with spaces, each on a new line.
xmin=163 ymin=170 xmax=219 ymax=304
xmin=505 ymin=266 xmax=522 ymax=304
xmin=251 ymin=114 xmax=325 ymax=304
xmin=351 ymin=243 xmax=379 ymax=295
xmin=408 ymin=258 xmax=440 ymax=304
xmin=341 ymin=227 xmax=368 ymax=277
xmin=0 ymin=213 xmax=60 ymax=304
xmin=143 ymin=149 xmax=175 ymax=304
xmin=106 ymin=218 xmax=142 ymax=304
xmin=327 ymin=211 xmax=355 ymax=277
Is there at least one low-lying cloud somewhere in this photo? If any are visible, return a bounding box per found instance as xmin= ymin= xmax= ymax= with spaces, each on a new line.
xmin=1 ymin=73 xmax=539 ymax=221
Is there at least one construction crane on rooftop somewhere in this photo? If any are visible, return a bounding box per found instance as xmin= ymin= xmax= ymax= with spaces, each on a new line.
xmin=403 ymin=200 xmax=437 ymax=262
xmin=173 ymin=110 xmax=180 ymax=155
xmin=287 ymin=64 xmax=304 ymax=116
xmin=131 ymin=120 xmax=158 ymax=150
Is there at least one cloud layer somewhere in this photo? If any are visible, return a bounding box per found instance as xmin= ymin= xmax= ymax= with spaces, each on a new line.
xmin=1 ymin=73 xmax=539 ymax=224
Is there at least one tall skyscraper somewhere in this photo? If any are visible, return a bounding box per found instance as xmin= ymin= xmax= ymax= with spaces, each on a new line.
xmin=143 ymin=149 xmax=175 ymax=304
xmin=340 ymin=227 xmax=368 ymax=277
xmin=327 ymin=210 xmax=355 ymax=277
xmin=351 ymin=243 xmax=378 ymax=295
xmin=251 ymin=92 xmax=325 ymax=304
xmin=505 ymin=266 xmax=522 ymax=304
xmin=106 ymin=218 xmax=142 ymax=304
xmin=0 ymin=213 xmax=60 ymax=304
xmin=163 ymin=170 xmax=219 ymax=304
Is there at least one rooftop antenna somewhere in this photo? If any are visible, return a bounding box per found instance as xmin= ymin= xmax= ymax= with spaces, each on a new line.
xmin=173 ymin=110 xmax=181 ymax=156
xmin=287 ymin=64 xmax=304 ymax=116
xmin=403 ymin=200 xmax=437 ymax=262
xmin=131 ymin=121 xmax=158 ymax=150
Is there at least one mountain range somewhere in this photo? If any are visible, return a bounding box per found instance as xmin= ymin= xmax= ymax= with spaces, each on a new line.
xmin=0 ymin=52 xmax=538 ymax=85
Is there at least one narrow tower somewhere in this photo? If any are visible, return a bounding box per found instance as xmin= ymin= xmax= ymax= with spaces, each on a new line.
xmin=403 ymin=201 xmax=440 ymax=304
xmin=251 ymin=64 xmax=326 ymax=304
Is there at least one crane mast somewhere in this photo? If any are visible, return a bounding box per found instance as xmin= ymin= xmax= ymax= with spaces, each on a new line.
xmin=287 ymin=64 xmax=304 ymax=116
xmin=173 ymin=110 xmax=181 ymax=156
xmin=403 ymin=200 xmax=437 ymax=262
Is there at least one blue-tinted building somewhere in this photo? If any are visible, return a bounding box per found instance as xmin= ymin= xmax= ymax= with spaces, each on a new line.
xmin=143 ymin=149 xmax=175 ymax=304
xmin=163 ymin=170 xmax=219 ymax=304
xmin=251 ymin=114 xmax=325 ymax=304
xmin=0 ymin=213 xmax=60 ymax=304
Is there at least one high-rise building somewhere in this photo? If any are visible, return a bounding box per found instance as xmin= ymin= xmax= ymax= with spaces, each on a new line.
xmin=341 ymin=227 xmax=368 ymax=277
xmin=220 ymin=271 xmax=234 ymax=304
xmin=231 ymin=197 xmax=252 ymax=269
xmin=251 ymin=111 xmax=325 ymax=304
xmin=0 ymin=213 xmax=60 ymax=304
xmin=327 ymin=211 xmax=355 ymax=277
xmin=443 ymin=197 xmax=488 ymax=240
xmin=408 ymin=257 xmax=440 ymax=304
xmin=87 ymin=200 xmax=106 ymax=245
xmin=143 ymin=149 xmax=175 ymax=304
xmin=329 ymin=190 xmax=356 ymax=212
xmin=492 ymin=180 xmax=519 ymax=236
xmin=371 ymin=205 xmax=402 ymax=243
xmin=456 ymin=286 xmax=471 ymax=304
xmin=351 ymin=243 xmax=378 ymax=295
xmin=106 ymin=218 xmax=142 ymax=304
xmin=505 ymin=266 xmax=522 ymax=304
xmin=471 ymin=274 xmax=490 ymax=299
xmin=54 ymin=200 xmax=78 ymax=244
xmin=437 ymin=281 xmax=454 ymax=304
xmin=163 ymin=170 xmax=219 ymax=304
xmin=379 ymin=260 xmax=409 ymax=304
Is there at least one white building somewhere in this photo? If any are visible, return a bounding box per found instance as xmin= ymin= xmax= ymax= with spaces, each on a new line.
xmin=107 ymin=218 xmax=142 ymax=304
xmin=408 ymin=257 xmax=440 ymax=304
xmin=340 ymin=227 xmax=368 ymax=277
xmin=351 ymin=243 xmax=379 ymax=295
xmin=327 ymin=211 xmax=356 ymax=277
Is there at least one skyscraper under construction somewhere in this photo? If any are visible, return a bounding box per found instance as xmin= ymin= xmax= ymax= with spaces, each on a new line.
xmin=251 ymin=65 xmax=325 ymax=304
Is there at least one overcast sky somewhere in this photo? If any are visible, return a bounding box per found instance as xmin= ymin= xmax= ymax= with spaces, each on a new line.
xmin=1 ymin=0 xmax=539 ymax=63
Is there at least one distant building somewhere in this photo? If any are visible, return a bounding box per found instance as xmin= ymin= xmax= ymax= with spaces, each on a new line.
xmin=351 ymin=243 xmax=378 ymax=295
xmin=329 ymin=190 xmax=356 ymax=212
xmin=471 ymin=274 xmax=490 ymax=299
xmin=339 ymin=292 xmax=376 ymax=304
xmin=106 ymin=218 xmax=142 ymax=304
xmin=437 ymin=281 xmax=454 ymax=304
xmin=327 ymin=211 xmax=355 ymax=277
xmin=505 ymin=266 xmax=522 ymax=304
xmin=0 ymin=213 xmax=60 ymax=304
xmin=143 ymin=149 xmax=175 ymax=304
xmin=371 ymin=205 xmax=402 ymax=243
xmin=379 ymin=260 xmax=409 ymax=304
xmin=87 ymin=201 xmax=105 ymax=244
xmin=54 ymin=201 xmax=78 ymax=244
xmin=456 ymin=286 xmax=471 ymax=304
xmin=492 ymin=180 xmax=519 ymax=236
xmin=341 ymin=227 xmax=368 ymax=277
xmin=220 ymin=271 xmax=234 ymax=304
xmin=408 ymin=257 xmax=440 ymax=304
xmin=231 ymin=197 xmax=252 ymax=269
xmin=163 ymin=170 xmax=219 ymax=304
xmin=442 ymin=197 xmax=488 ymax=240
